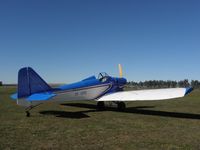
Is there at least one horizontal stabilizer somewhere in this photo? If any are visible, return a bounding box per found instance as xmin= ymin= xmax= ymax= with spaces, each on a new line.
xmin=10 ymin=92 xmax=56 ymax=101
xmin=98 ymin=87 xmax=193 ymax=101
xmin=27 ymin=93 xmax=56 ymax=101
xmin=10 ymin=93 xmax=18 ymax=100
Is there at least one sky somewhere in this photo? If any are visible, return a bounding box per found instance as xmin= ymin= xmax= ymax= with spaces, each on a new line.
xmin=0 ymin=0 xmax=200 ymax=84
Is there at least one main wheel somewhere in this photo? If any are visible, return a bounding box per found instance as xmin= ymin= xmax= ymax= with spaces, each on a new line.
xmin=117 ymin=102 xmax=126 ymax=111
xmin=97 ymin=101 xmax=105 ymax=110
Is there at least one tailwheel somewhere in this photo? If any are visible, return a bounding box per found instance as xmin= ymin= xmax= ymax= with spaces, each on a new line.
xmin=25 ymin=104 xmax=41 ymax=117
xmin=26 ymin=111 xmax=30 ymax=117
xmin=97 ymin=101 xmax=105 ymax=110
xmin=117 ymin=102 xmax=126 ymax=111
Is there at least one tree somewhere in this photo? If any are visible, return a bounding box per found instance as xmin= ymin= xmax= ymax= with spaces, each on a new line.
xmin=191 ymin=80 xmax=200 ymax=89
xmin=126 ymin=79 xmax=200 ymax=89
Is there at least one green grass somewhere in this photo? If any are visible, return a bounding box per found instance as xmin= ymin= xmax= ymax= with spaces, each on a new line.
xmin=1 ymin=86 xmax=200 ymax=150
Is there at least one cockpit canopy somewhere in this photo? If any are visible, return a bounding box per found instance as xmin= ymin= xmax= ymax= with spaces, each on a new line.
xmin=98 ymin=72 xmax=109 ymax=82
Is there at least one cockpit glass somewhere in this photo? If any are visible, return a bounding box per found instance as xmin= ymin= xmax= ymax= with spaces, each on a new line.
xmin=98 ymin=72 xmax=109 ymax=82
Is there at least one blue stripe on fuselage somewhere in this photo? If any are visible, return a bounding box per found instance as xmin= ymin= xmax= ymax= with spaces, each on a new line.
xmin=58 ymin=76 xmax=104 ymax=91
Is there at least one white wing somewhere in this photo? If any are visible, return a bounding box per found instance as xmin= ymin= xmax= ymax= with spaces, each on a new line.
xmin=97 ymin=88 xmax=193 ymax=101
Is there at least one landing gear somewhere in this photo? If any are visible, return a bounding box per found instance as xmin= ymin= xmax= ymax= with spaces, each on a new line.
xmin=97 ymin=101 xmax=105 ymax=110
xmin=26 ymin=111 xmax=30 ymax=117
xmin=97 ymin=101 xmax=126 ymax=111
xmin=117 ymin=102 xmax=126 ymax=111
xmin=25 ymin=105 xmax=33 ymax=117
xmin=24 ymin=104 xmax=42 ymax=117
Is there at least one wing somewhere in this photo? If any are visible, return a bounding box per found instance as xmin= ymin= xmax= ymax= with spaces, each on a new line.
xmin=97 ymin=87 xmax=193 ymax=101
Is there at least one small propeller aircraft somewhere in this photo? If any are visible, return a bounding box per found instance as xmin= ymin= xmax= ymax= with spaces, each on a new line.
xmin=11 ymin=64 xmax=193 ymax=117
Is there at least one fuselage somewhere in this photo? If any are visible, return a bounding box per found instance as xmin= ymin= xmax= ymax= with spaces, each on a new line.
xmin=51 ymin=74 xmax=127 ymax=102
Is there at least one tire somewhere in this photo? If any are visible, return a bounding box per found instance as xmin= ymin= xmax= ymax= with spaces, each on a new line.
xmin=26 ymin=111 xmax=30 ymax=117
xmin=117 ymin=102 xmax=126 ymax=111
xmin=97 ymin=101 xmax=105 ymax=110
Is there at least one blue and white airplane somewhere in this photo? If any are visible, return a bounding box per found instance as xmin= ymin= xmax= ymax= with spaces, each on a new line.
xmin=11 ymin=65 xmax=193 ymax=117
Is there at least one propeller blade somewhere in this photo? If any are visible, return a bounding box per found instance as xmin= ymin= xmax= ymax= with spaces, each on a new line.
xmin=118 ymin=64 xmax=123 ymax=78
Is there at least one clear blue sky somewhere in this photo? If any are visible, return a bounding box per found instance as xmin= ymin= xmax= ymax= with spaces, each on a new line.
xmin=0 ymin=0 xmax=200 ymax=84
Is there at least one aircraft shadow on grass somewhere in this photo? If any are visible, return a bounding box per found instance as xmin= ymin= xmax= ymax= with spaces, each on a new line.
xmin=39 ymin=110 xmax=90 ymax=119
xmin=39 ymin=103 xmax=200 ymax=120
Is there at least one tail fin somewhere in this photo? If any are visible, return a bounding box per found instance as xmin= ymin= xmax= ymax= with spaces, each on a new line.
xmin=18 ymin=67 xmax=52 ymax=98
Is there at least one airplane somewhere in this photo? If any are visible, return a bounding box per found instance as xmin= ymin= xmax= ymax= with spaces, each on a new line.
xmin=11 ymin=64 xmax=193 ymax=117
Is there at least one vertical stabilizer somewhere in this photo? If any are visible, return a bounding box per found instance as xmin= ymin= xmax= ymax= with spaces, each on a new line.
xmin=18 ymin=67 xmax=52 ymax=98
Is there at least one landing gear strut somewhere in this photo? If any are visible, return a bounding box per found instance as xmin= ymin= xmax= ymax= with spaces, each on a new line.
xmin=97 ymin=101 xmax=105 ymax=110
xmin=25 ymin=105 xmax=33 ymax=117
xmin=24 ymin=104 xmax=42 ymax=117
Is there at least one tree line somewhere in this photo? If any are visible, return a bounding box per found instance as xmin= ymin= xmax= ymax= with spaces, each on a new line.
xmin=127 ymin=79 xmax=200 ymax=89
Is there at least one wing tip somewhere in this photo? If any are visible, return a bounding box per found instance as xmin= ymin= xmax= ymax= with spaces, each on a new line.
xmin=185 ymin=87 xmax=193 ymax=96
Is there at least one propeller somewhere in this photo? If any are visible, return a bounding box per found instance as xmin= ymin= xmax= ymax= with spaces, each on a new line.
xmin=118 ymin=64 xmax=123 ymax=78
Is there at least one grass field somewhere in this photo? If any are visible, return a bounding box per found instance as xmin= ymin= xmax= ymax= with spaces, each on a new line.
xmin=1 ymin=86 xmax=200 ymax=150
